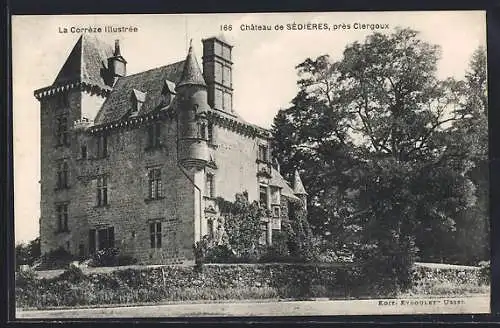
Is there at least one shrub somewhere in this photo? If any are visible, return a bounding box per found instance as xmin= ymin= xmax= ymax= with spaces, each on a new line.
xmin=15 ymin=238 xmax=41 ymax=270
xmin=117 ymin=255 xmax=138 ymax=266
xmin=37 ymin=247 xmax=77 ymax=270
xmin=204 ymin=244 xmax=235 ymax=263
xmin=88 ymin=248 xmax=120 ymax=267
xmin=478 ymin=260 xmax=490 ymax=285
xmin=16 ymin=268 xmax=38 ymax=289
xmin=59 ymin=265 xmax=87 ymax=283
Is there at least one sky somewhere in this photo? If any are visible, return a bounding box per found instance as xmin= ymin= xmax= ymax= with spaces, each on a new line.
xmin=12 ymin=11 xmax=486 ymax=243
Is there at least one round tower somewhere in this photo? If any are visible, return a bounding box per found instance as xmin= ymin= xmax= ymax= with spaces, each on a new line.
xmin=176 ymin=40 xmax=210 ymax=170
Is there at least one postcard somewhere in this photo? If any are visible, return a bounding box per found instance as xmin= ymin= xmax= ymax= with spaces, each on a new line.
xmin=12 ymin=11 xmax=489 ymax=318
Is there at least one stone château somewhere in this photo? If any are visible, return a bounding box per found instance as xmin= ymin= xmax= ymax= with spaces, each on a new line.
xmin=34 ymin=34 xmax=307 ymax=264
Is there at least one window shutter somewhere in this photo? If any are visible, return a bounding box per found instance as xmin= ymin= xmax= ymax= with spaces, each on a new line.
xmin=89 ymin=229 xmax=96 ymax=254
xmin=108 ymin=227 xmax=115 ymax=248
xmin=104 ymin=175 xmax=109 ymax=205
xmin=156 ymin=222 xmax=162 ymax=248
xmin=149 ymin=223 xmax=155 ymax=248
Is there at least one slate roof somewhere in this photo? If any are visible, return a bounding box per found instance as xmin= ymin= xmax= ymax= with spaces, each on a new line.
xmin=53 ymin=34 xmax=114 ymax=89
xmin=270 ymin=167 xmax=301 ymax=201
xmin=293 ymin=170 xmax=308 ymax=195
xmin=94 ymin=61 xmax=185 ymax=124
xmin=59 ymin=35 xmax=269 ymax=133
xmin=176 ymin=41 xmax=207 ymax=88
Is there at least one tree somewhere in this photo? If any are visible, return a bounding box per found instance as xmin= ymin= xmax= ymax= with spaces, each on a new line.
xmin=15 ymin=237 xmax=41 ymax=269
xmin=272 ymin=28 xmax=487 ymax=268
xmin=216 ymin=193 xmax=266 ymax=259
xmin=443 ymin=46 xmax=489 ymax=264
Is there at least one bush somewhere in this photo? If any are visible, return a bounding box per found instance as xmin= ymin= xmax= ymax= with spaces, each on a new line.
xmin=88 ymin=248 xmax=120 ymax=267
xmin=117 ymin=255 xmax=138 ymax=266
xmin=204 ymin=244 xmax=235 ymax=263
xmin=478 ymin=260 xmax=490 ymax=285
xmin=37 ymin=247 xmax=77 ymax=270
xmin=59 ymin=265 xmax=87 ymax=283
xmin=16 ymin=268 xmax=38 ymax=289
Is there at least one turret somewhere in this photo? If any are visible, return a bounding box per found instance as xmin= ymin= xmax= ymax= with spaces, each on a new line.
xmin=293 ymin=170 xmax=308 ymax=211
xmin=176 ymin=40 xmax=210 ymax=170
xmin=107 ymin=40 xmax=127 ymax=86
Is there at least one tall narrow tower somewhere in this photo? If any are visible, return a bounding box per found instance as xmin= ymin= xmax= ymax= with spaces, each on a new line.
xmin=175 ymin=40 xmax=211 ymax=245
xmin=176 ymin=40 xmax=210 ymax=170
xmin=202 ymin=35 xmax=233 ymax=113
xmin=34 ymin=35 xmax=114 ymax=255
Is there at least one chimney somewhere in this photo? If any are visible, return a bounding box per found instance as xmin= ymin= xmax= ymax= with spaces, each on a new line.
xmin=107 ymin=39 xmax=127 ymax=85
xmin=202 ymin=35 xmax=233 ymax=113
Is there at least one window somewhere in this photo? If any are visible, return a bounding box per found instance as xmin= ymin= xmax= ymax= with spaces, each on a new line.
xmin=134 ymin=100 xmax=143 ymax=113
xmin=259 ymin=223 xmax=268 ymax=245
xmin=150 ymin=221 xmax=162 ymax=249
xmin=214 ymin=89 xmax=223 ymax=109
xmin=56 ymin=115 xmax=70 ymax=146
xmin=223 ymin=92 xmax=232 ymax=112
xmin=214 ymin=62 xmax=223 ymax=83
xmin=78 ymin=244 xmax=85 ymax=257
xmin=132 ymin=89 xmax=146 ymax=114
xmin=207 ymin=122 xmax=214 ymax=144
xmin=207 ymin=219 xmax=214 ymax=239
xmin=96 ymin=175 xmax=108 ymax=206
xmin=96 ymin=134 xmax=108 ymax=158
xmin=223 ymin=66 xmax=231 ymax=86
xmin=148 ymin=168 xmax=162 ymax=199
xmin=258 ymin=144 xmax=269 ymax=162
xmin=56 ymin=203 xmax=68 ymax=232
xmin=273 ymin=206 xmax=280 ymax=218
xmin=259 ymin=185 xmax=268 ymax=208
xmin=222 ymin=45 xmax=231 ymax=60
xmin=81 ymin=145 xmax=87 ymax=159
xmin=205 ymin=173 xmax=215 ymax=198
xmin=56 ymin=160 xmax=69 ymax=189
xmin=89 ymin=227 xmax=114 ymax=253
xmin=271 ymin=187 xmax=280 ymax=204
xmin=198 ymin=122 xmax=207 ymax=139
xmin=147 ymin=123 xmax=162 ymax=149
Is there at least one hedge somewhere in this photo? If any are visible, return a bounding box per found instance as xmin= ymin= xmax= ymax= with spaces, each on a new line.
xmin=16 ymin=262 xmax=489 ymax=309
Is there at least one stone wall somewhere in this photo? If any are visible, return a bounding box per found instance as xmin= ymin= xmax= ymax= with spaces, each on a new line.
xmin=39 ymin=89 xmax=82 ymax=255
xmin=40 ymin=91 xmax=197 ymax=263
xmin=209 ymin=123 xmax=266 ymax=203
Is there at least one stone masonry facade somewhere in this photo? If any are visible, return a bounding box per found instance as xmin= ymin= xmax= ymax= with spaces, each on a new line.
xmin=35 ymin=34 xmax=308 ymax=265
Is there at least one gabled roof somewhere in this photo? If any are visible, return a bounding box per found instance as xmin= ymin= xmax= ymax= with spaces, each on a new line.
xmin=176 ymin=41 xmax=206 ymax=88
xmin=163 ymin=80 xmax=176 ymax=94
xmin=53 ymin=34 xmax=114 ymax=89
xmin=132 ymin=89 xmax=146 ymax=102
xmin=94 ymin=61 xmax=185 ymax=125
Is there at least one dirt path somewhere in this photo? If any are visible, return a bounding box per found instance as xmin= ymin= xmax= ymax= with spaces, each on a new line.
xmin=16 ymin=295 xmax=489 ymax=318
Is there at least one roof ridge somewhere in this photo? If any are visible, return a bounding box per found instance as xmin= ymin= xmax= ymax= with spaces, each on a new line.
xmin=119 ymin=60 xmax=185 ymax=80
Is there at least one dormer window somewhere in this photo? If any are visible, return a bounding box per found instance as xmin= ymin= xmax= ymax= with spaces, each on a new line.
xmin=132 ymin=89 xmax=146 ymax=114
xmin=161 ymin=80 xmax=176 ymax=107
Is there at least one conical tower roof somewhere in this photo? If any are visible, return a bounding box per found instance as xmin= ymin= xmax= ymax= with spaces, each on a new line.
xmin=176 ymin=40 xmax=206 ymax=88
xmin=293 ymin=170 xmax=308 ymax=195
